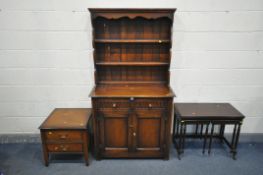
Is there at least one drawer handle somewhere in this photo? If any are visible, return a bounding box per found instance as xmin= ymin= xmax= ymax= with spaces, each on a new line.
xmin=148 ymin=103 xmax=152 ymax=108
xmin=48 ymin=131 xmax=52 ymax=135
xmin=112 ymin=103 xmax=117 ymax=108
xmin=54 ymin=146 xmax=58 ymax=150
xmin=60 ymin=145 xmax=68 ymax=151
xmin=60 ymin=135 xmax=67 ymax=139
xmin=133 ymin=132 xmax=136 ymax=136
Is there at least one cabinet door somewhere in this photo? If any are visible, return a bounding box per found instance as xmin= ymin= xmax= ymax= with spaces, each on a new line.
xmin=97 ymin=108 xmax=131 ymax=154
xmin=134 ymin=109 xmax=166 ymax=153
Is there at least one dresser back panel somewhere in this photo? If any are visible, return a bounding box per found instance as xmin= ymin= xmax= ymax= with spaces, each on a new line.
xmin=94 ymin=17 xmax=171 ymax=40
xmin=95 ymin=43 xmax=170 ymax=63
xmin=96 ymin=66 xmax=168 ymax=84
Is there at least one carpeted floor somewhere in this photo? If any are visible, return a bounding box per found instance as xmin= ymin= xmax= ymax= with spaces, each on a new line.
xmin=0 ymin=141 xmax=263 ymax=175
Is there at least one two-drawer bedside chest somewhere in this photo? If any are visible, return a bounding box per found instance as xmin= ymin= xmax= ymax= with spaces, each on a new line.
xmin=39 ymin=108 xmax=91 ymax=166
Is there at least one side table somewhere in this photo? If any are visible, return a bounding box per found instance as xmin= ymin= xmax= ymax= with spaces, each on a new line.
xmin=39 ymin=108 xmax=92 ymax=166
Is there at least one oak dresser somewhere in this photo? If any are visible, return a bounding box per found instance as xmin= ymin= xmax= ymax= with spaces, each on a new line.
xmin=89 ymin=9 xmax=176 ymax=159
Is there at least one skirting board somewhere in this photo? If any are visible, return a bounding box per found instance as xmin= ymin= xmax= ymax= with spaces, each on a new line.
xmin=0 ymin=133 xmax=263 ymax=144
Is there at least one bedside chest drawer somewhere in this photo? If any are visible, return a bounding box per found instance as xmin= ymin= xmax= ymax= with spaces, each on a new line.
xmin=45 ymin=131 xmax=83 ymax=141
xmin=47 ymin=143 xmax=83 ymax=152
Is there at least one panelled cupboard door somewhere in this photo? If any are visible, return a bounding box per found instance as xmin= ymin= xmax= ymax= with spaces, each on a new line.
xmin=97 ymin=108 xmax=131 ymax=154
xmin=95 ymin=106 xmax=167 ymax=157
xmin=134 ymin=109 xmax=166 ymax=153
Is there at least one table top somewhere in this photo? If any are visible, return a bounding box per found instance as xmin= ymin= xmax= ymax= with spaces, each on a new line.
xmin=39 ymin=108 xmax=92 ymax=130
xmin=174 ymin=103 xmax=244 ymax=120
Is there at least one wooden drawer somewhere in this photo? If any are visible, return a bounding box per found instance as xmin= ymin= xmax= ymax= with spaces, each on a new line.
xmin=45 ymin=130 xmax=83 ymax=141
xmin=134 ymin=99 xmax=168 ymax=108
xmin=98 ymin=108 xmax=130 ymax=118
xmin=47 ymin=143 xmax=83 ymax=152
xmin=135 ymin=109 xmax=164 ymax=118
xmin=94 ymin=98 xmax=130 ymax=108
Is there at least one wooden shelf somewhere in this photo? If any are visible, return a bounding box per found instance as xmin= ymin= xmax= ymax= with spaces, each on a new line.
xmin=96 ymin=62 xmax=169 ymax=66
xmin=98 ymin=81 xmax=167 ymax=84
xmin=94 ymin=39 xmax=170 ymax=43
xmin=90 ymin=84 xmax=175 ymax=98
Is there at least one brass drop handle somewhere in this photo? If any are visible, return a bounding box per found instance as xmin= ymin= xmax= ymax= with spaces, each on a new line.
xmin=112 ymin=103 xmax=117 ymax=108
xmin=60 ymin=145 xmax=68 ymax=151
xmin=148 ymin=103 xmax=152 ymax=108
xmin=133 ymin=132 xmax=136 ymax=136
xmin=60 ymin=135 xmax=67 ymax=139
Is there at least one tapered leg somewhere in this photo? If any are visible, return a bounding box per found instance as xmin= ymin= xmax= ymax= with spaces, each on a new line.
xmin=178 ymin=121 xmax=184 ymax=160
xmin=173 ymin=114 xmax=177 ymax=140
xmin=208 ymin=123 xmax=214 ymax=155
xmin=195 ymin=124 xmax=199 ymax=135
xmin=200 ymin=124 xmax=203 ymax=139
xmin=232 ymin=123 xmax=241 ymax=160
xmin=182 ymin=123 xmax=187 ymax=153
xmin=203 ymin=123 xmax=209 ymax=154
xmin=230 ymin=123 xmax=241 ymax=160
xmin=219 ymin=124 xmax=225 ymax=143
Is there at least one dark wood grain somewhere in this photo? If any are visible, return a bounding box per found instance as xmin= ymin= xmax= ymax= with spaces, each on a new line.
xmin=89 ymin=9 xmax=175 ymax=159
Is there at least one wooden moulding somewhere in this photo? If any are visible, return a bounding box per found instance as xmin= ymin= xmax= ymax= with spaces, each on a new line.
xmin=88 ymin=8 xmax=176 ymax=20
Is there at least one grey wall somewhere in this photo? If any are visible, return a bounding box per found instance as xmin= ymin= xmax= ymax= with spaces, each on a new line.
xmin=0 ymin=0 xmax=263 ymax=133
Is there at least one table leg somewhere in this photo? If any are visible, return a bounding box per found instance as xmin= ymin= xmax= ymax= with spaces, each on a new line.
xmin=176 ymin=118 xmax=179 ymax=136
xmin=182 ymin=122 xmax=187 ymax=153
xmin=208 ymin=123 xmax=214 ymax=155
xmin=177 ymin=120 xmax=183 ymax=160
xmin=231 ymin=123 xmax=241 ymax=160
xmin=173 ymin=115 xmax=177 ymax=141
xmin=203 ymin=123 xmax=209 ymax=154
xmin=219 ymin=124 xmax=225 ymax=143
xmin=200 ymin=124 xmax=203 ymax=139
xmin=231 ymin=124 xmax=237 ymax=148
xmin=195 ymin=124 xmax=199 ymax=135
